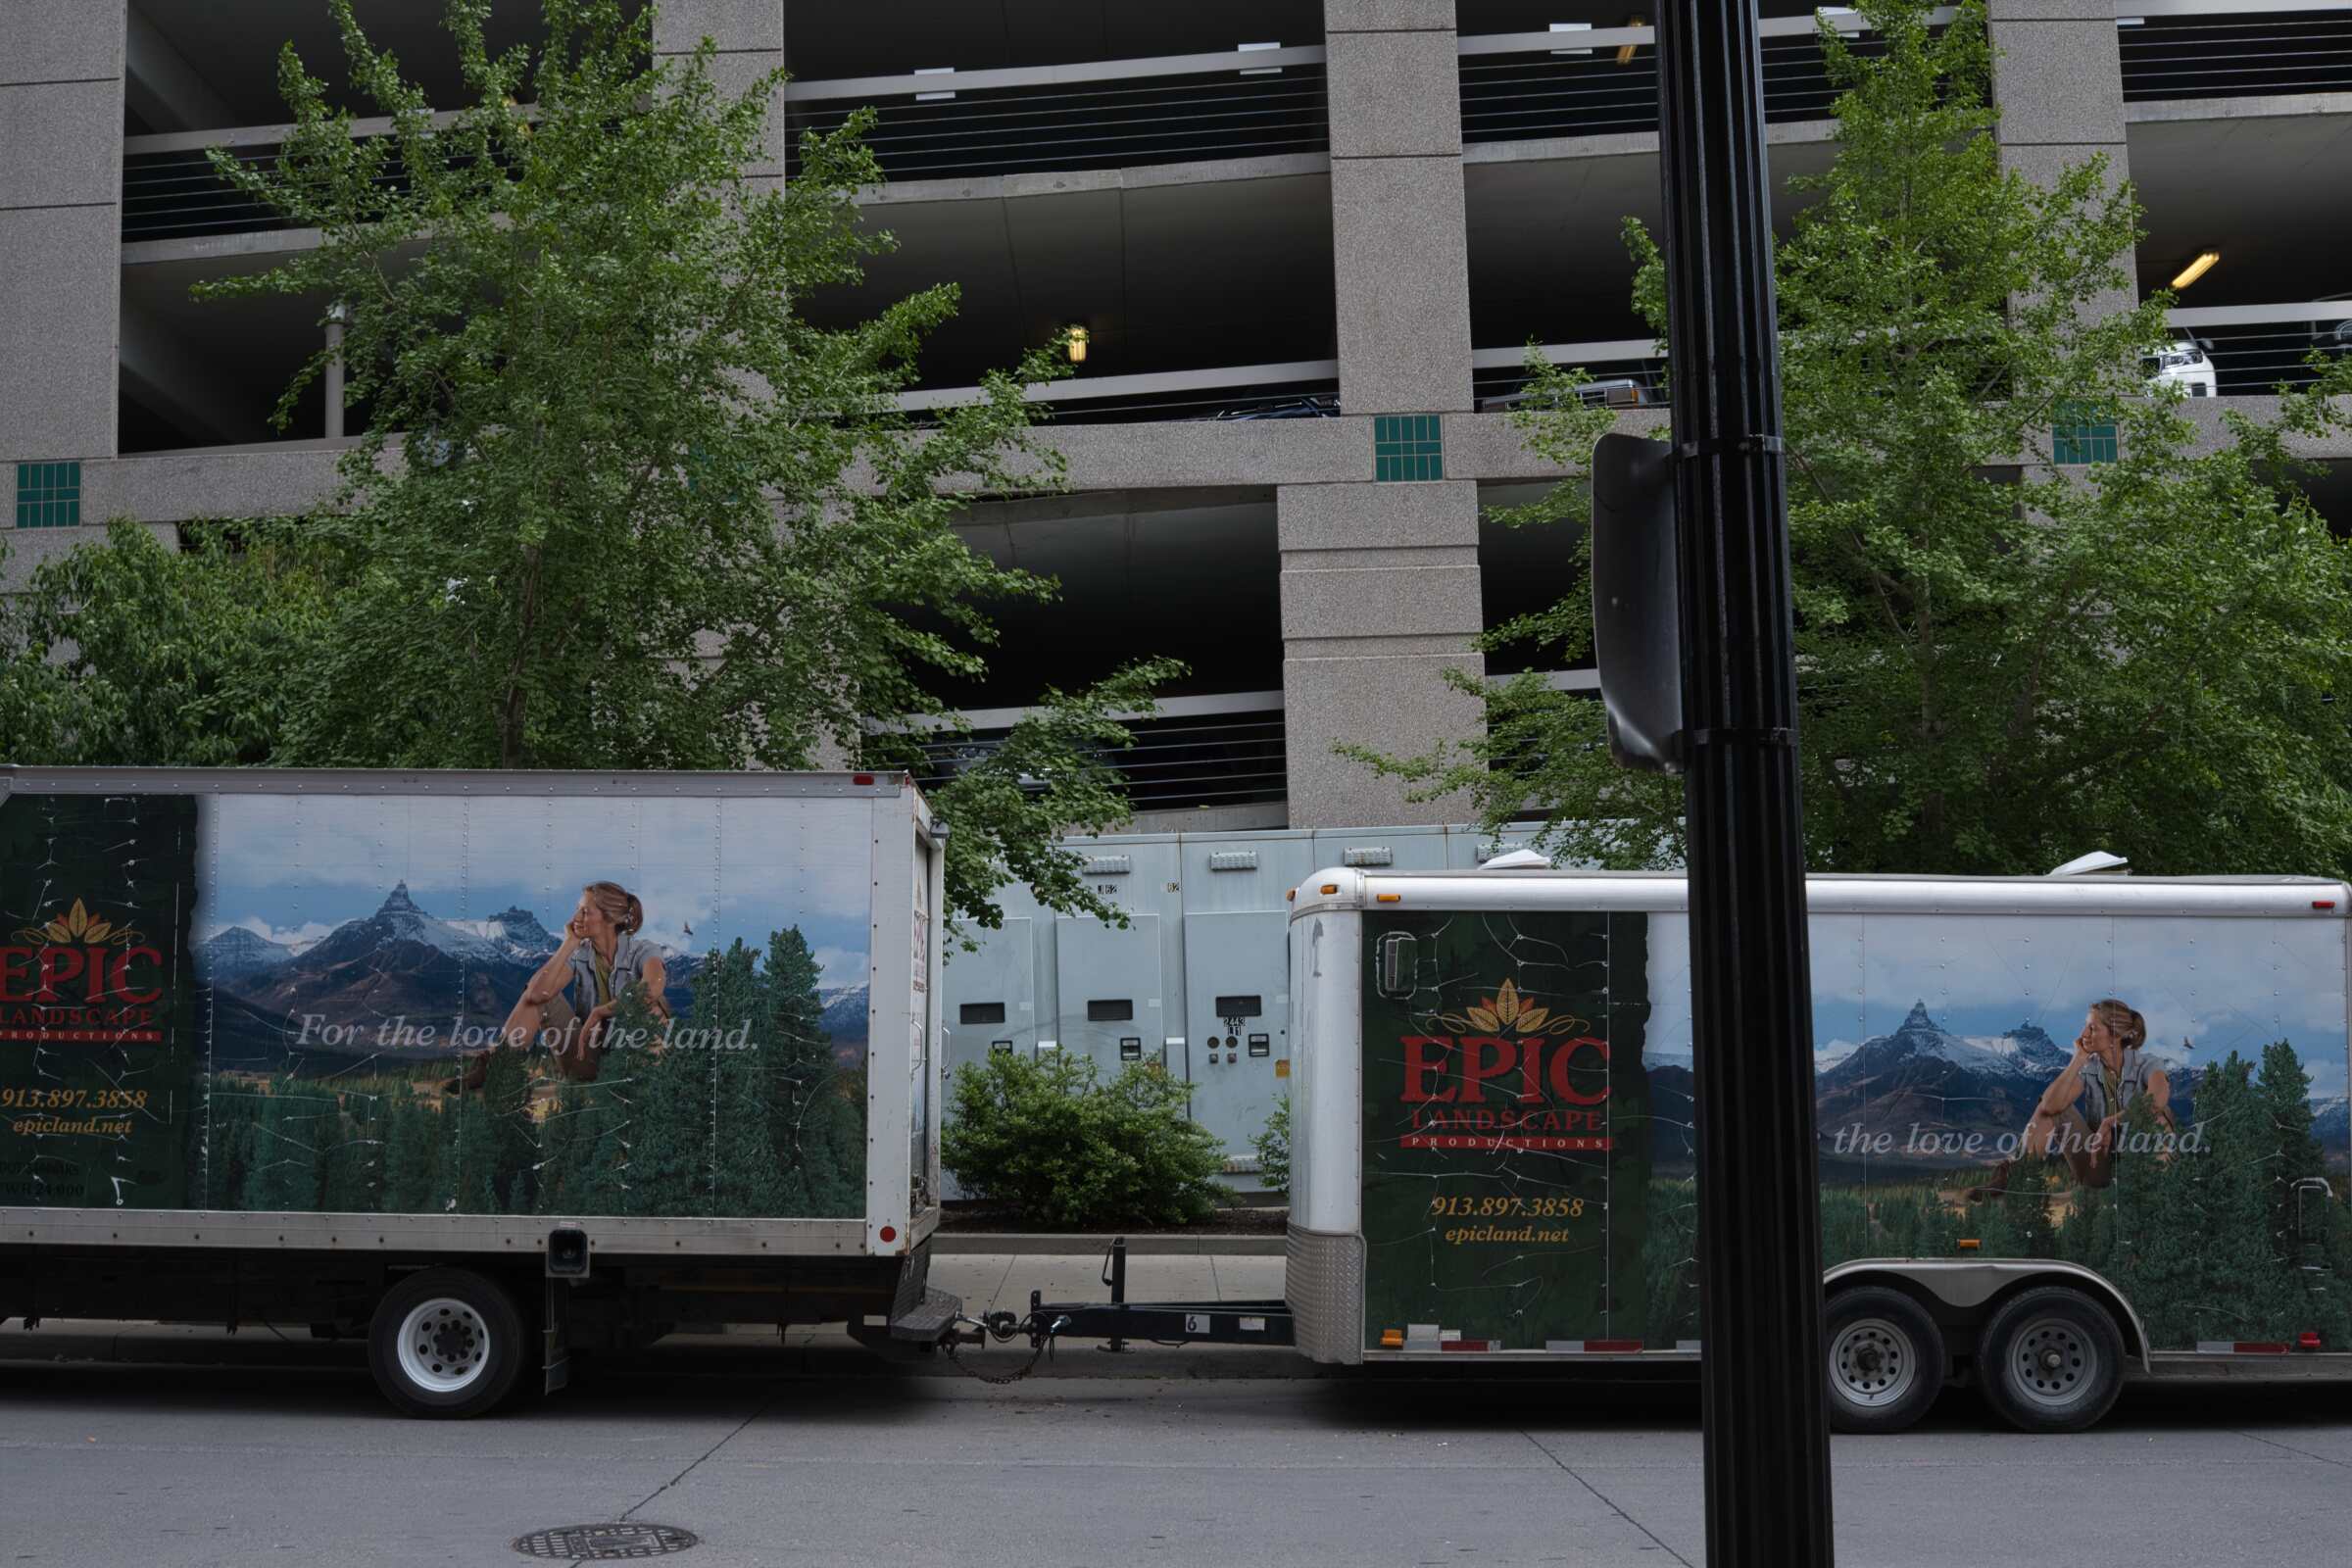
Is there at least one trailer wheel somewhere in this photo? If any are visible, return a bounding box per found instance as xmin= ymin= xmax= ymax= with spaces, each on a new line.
xmin=1977 ymin=1286 xmax=2125 ymax=1435
xmin=368 ymin=1269 xmax=526 ymax=1419
xmin=1824 ymin=1286 xmax=1944 ymax=1434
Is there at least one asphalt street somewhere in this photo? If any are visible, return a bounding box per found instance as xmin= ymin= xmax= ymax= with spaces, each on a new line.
xmin=0 ymin=1338 xmax=2345 ymax=1568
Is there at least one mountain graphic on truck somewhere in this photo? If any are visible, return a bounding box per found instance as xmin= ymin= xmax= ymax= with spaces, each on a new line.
xmin=1636 ymin=1000 xmax=2319 ymax=1174
xmin=196 ymin=882 xmax=691 ymax=1067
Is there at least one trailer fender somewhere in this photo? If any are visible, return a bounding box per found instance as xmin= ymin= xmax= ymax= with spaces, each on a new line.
xmin=1824 ymin=1259 xmax=2149 ymax=1371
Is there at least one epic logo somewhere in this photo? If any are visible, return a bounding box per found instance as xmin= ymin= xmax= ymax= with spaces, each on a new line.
xmin=1400 ymin=1034 xmax=1611 ymax=1105
xmin=1396 ymin=979 xmax=1614 ymax=1152
xmin=0 ymin=899 xmax=166 ymax=1042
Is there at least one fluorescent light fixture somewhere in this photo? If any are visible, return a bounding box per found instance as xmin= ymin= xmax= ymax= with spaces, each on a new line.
xmin=1549 ymin=23 xmax=1593 ymax=56
xmin=1240 ymin=40 xmax=1281 ymax=76
xmin=2171 ymin=251 xmax=2220 ymax=290
xmin=1066 ymin=325 xmax=1089 ymax=365
xmin=914 ymin=66 xmax=955 ymax=102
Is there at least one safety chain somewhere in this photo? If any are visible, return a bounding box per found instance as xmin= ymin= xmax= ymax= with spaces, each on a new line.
xmin=942 ymin=1311 xmax=1065 ymax=1386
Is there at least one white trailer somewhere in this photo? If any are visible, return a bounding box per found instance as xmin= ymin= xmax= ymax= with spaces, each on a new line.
xmin=1283 ymin=866 xmax=2352 ymax=1433
xmin=0 ymin=768 xmax=950 ymax=1416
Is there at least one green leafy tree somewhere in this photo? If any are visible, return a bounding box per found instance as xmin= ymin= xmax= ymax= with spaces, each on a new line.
xmin=0 ymin=522 xmax=331 ymax=767
xmin=943 ymin=1050 xmax=1225 ymax=1228
xmin=1350 ymin=0 xmax=2352 ymax=877
xmin=0 ymin=0 xmax=1179 ymax=941
xmin=1252 ymin=1094 xmax=1292 ymax=1197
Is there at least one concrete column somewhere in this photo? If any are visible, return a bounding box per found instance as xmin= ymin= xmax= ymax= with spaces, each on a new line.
xmin=0 ymin=4 xmax=125 ymax=469
xmin=1279 ymin=480 xmax=1486 ymax=827
xmin=656 ymin=0 xmax=787 ymax=187
xmin=1987 ymin=0 xmax=2132 ymax=318
xmin=1323 ymin=0 xmax=1473 ymax=416
xmin=1282 ymin=3 xmax=1485 ymax=827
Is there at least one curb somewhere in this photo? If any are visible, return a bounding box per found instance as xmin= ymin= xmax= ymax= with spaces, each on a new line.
xmin=1 ymin=1328 xmax=1325 ymax=1383
xmin=930 ymin=1233 xmax=1286 ymax=1256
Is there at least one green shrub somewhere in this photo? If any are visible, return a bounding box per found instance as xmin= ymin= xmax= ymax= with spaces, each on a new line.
xmin=943 ymin=1050 xmax=1225 ymax=1228
xmin=1253 ymin=1095 xmax=1292 ymax=1196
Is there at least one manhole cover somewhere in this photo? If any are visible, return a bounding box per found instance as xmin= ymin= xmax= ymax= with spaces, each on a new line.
xmin=512 ymin=1522 xmax=700 ymax=1559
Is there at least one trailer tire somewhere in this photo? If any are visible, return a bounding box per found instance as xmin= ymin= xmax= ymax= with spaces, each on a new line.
xmin=1824 ymin=1286 xmax=1944 ymax=1434
xmin=368 ymin=1269 xmax=526 ymax=1419
xmin=1977 ymin=1286 xmax=2125 ymax=1435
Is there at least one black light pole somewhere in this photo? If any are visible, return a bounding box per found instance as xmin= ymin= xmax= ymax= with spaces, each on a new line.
xmin=1652 ymin=4 xmax=1836 ymax=1564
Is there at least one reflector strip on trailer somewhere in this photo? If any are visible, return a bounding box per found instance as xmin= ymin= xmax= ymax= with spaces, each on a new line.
xmin=1439 ymin=1340 xmax=1492 ymax=1352
xmin=2195 ymin=1341 xmax=2291 ymax=1354
xmin=1544 ymin=1339 xmax=1646 ymax=1353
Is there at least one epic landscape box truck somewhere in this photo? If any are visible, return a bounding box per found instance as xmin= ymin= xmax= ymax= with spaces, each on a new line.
xmin=1282 ymin=864 xmax=2352 ymax=1433
xmin=0 ymin=767 xmax=947 ymax=1416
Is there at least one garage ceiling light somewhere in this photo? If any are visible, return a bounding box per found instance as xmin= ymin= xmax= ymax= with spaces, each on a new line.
xmin=1066 ymin=325 xmax=1089 ymax=365
xmin=2171 ymin=251 xmax=2220 ymax=290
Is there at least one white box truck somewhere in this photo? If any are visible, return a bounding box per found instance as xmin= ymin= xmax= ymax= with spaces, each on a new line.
xmin=1282 ymin=865 xmax=2352 ymax=1433
xmin=0 ymin=767 xmax=949 ymax=1416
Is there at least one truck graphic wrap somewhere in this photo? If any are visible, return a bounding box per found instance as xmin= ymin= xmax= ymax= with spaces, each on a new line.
xmin=0 ymin=784 xmax=879 ymax=1222
xmin=1636 ymin=906 xmax=2352 ymax=1352
xmin=0 ymin=792 xmax=199 ymax=1210
xmin=1358 ymin=909 xmax=1654 ymax=1351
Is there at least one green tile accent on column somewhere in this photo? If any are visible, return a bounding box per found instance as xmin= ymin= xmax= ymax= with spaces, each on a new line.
xmin=15 ymin=461 xmax=82 ymax=527
xmin=2050 ymin=402 xmax=2117 ymax=466
xmin=1374 ymin=415 xmax=1444 ymax=482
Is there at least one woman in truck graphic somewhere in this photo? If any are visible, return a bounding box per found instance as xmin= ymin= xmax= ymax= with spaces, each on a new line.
xmin=1975 ymin=997 xmax=2174 ymax=1199
xmin=457 ymin=881 xmax=669 ymax=1088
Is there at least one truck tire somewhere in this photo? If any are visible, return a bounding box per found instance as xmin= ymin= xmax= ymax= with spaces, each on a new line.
xmin=368 ymin=1268 xmax=527 ymax=1419
xmin=1977 ymin=1286 xmax=2125 ymax=1435
xmin=1824 ymin=1285 xmax=1944 ymax=1434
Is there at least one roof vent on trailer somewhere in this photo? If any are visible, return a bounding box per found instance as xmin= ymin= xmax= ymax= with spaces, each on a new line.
xmin=1481 ymin=848 xmax=1553 ymax=870
xmin=2047 ymin=850 xmax=2130 ymax=877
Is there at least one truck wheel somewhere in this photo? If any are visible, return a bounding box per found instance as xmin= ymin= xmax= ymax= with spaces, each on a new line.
xmin=1977 ymin=1286 xmax=2125 ymax=1434
xmin=368 ymin=1269 xmax=526 ymax=1419
xmin=1824 ymin=1286 xmax=1944 ymax=1434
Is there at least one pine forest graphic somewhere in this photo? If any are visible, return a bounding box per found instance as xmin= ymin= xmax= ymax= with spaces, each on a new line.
xmin=1 ymin=790 xmax=874 ymax=1221
xmin=1641 ymin=910 xmax=2352 ymax=1351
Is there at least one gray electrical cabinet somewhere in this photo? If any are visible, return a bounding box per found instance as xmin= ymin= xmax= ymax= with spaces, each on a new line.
xmin=1055 ymin=911 xmax=1165 ymax=1076
xmin=943 ymin=914 xmax=1037 ymax=1080
xmin=940 ymin=820 xmax=1547 ymax=1184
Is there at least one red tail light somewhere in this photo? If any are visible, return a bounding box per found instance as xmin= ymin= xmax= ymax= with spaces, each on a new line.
xmin=2299 ymin=1331 xmax=2324 ymax=1351
xmin=853 ymin=772 xmax=875 ymax=786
